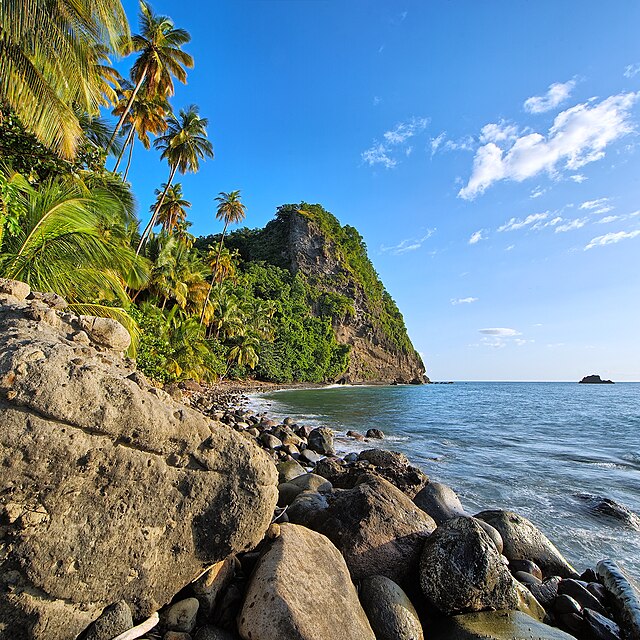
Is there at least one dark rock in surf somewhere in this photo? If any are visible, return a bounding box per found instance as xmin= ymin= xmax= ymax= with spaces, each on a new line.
xmin=579 ymin=375 xmax=614 ymax=384
xmin=575 ymin=494 xmax=640 ymax=531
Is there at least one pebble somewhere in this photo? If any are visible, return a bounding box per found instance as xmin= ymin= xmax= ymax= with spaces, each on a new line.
xmin=164 ymin=598 xmax=199 ymax=633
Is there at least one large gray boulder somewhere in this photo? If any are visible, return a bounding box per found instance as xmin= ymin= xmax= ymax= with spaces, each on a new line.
xmin=359 ymin=575 xmax=424 ymax=640
xmin=317 ymin=474 xmax=436 ymax=584
xmin=413 ymin=481 xmax=467 ymax=524
xmin=475 ymin=510 xmax=577 ymax=578
xmin=420 ymin=517 xmax=544 ymax=619
xmin=237 ymin=523 xmax=375 ymax=640
xmin=0 ymin=290 xmax=278 ymax=640
xmin=430 ymin=610 xmax=578 ymax=640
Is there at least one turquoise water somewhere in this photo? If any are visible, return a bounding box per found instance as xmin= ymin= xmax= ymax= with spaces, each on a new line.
xmin=252 ymin=382 xmax=640 ymax=578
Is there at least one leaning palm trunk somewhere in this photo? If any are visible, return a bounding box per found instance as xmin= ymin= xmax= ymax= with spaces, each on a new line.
xmin=136 ymin=164 xmax=177 ymax=255
xmin=123 ymin=137 xmax=135 ymax=180
xmin=199 ymin=221 xmax=228 ymax=325
xmin=113 ymin=126 xmax=135 ymax=172
xmin=106 ymin=63 xmax=149 ymax=153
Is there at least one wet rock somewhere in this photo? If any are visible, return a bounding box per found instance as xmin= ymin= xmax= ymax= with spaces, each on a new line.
xmin=194 ymin=626 xmax=235 ymax=640
xmin=554 ymin=594 xmax=582 ymax=615
xmin=307 ymin=427 xmax=335 ymax=455
xmin=358 ymin=449 xmax=409 ymax=467
xmin=299 ymin=448 xmax=322 ymax=465
xmin=318 ymin=474 xmax=436 ymax=584
xmin=80 ymin=600 xmax=133 ymax=640
xmin=237 ymin=523 xmax=375 ymax=640
xmin=366 ymin=428 xmax=385 ymax=439
xmin=413 ymin=481 xmax=467 ymax=524
xmin=474 ymin=518 xmax=504 ymax=554
xmin=164 ymin=598 xmax=199 ymax=633
xmin=515 ymin=571 xmax=543 ymax=586
xmin=420 ymin=517 xmax=544 ymax=618
xmin=475 ymin=510 xmax=577 ymax=578
xmin=528 ymin=576 xmax=562 ymax=610
xmin=430 ymin=610 xmax=577 ymax=640
xmin=559 ymin=578 xmax=607 ymax=616
xmin=583 ymin=608 xmax=622 ymax=640
xmin=511 ymin=560 xmax=543 ymax=581
xmin=359 ymin=575 xmax=424 ymax=640
xmin=596 ymin=559 xmax=640 ymax=640
xmin=260 ymin=433 xmax=283 ymax=450
xmin=575 ymin=494 xmax=640 ymax=530
xmin=347 ymin=429 xmax=366 ymax=441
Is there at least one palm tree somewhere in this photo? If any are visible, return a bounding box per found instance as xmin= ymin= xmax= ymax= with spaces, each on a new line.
xmin=200 ymin=190 xmax=246 ymax=323
xmin=108 ymin=0 xmax=193 ymax=151
xmin=0 ymin=173 xmax=148 ymax=303
xmin=227 ymin=333 xmax=260 ymax=371
xmin=153 ymin=183 xmax=191 ymax=233
xmin=0 ymin=0 xmax=130 ymax=158
xmin=112 ymin=86 xmax=171 ymax=174
xmin=137 ymin=105 xmax=213 ymax=253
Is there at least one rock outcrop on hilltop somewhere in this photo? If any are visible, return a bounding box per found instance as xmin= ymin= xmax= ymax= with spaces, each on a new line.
xmin=220 ymin=203 xmax=427 ymax=384
xmin=0 ymin=279 xmax=278 ymax=639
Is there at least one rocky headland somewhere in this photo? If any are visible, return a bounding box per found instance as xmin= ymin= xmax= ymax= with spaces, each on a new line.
xmin=579 ymin=375 xmax=615 ymax=384
xmin=1 ymin=278 xmax=639 ymax=640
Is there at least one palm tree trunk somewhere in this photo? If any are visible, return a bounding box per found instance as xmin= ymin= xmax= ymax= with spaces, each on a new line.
xmin=123 ymin=137 xmax=135 ymax=181
xmin=113 ymin=126 xmax=135 ymax=172
xmin=136 ymin=164 xmax=178 ymax=256
xmin=200 ymin=221 xmax=229 ymax=325
xmin=106 ymin=64 xmax=149 ymax=153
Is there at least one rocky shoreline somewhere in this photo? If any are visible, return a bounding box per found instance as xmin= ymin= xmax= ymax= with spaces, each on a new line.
xmin=1 ymin=278 xmax=639 ymax=640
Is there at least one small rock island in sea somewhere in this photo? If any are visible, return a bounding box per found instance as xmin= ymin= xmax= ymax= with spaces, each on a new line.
xmin=579 ymin=375 xmax=615 ymax=384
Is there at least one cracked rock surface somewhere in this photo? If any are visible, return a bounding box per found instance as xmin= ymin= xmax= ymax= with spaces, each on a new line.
xmin=0 ymin=285 xmax=278 ymax=640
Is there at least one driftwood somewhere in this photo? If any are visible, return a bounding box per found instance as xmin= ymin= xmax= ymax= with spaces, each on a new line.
xmin=597 ymin=559 xmax=640 ymax=640
xmin=111 ymin=612 xmax=159 ymax=640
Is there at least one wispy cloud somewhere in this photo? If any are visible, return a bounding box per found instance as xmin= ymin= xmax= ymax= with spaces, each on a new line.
xmin=569 ymin=174 xmax=588 ymax=183
xmin=555 ymin=217 xmax=588 ymax=232
xmin=430 ymin=132 xmax=446 ymax=156
xmin=372 ymin=96 xmax=381 ymax=106
xmin=530 ymin=186 xmax=547 ymax=199
xmin=473 ymin=327 xmax=528 ymax=349
xmin=381 ymin=229 xmax=435 ymax=255
xmin=480 ymin=328 xmax=521 ymax=336
xmin=468 ymin=229 xmax=486 ymax=244
xmin=524 ymin=79 xmax=577 ymax=114
xmin=624 ymin=63 xmax=640 ymax=79
xmin=595 ymin=211 xmax=639 ymax=224
xmin=451 ymin=297 xmax=478 ymax=305
xmin=459 ymin=92 xmax=639 ymax=200
xmin=579 ymin=198 xmax=613 ymax=214
xmin=497 ymin=212 xmax=554 ymax=232
xmin=585 ymin=229 xmax=640 ymax=250
xmin=362 ymin=117 xmax=428 ymax=168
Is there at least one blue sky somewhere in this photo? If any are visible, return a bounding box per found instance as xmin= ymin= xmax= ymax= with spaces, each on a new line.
xmin=117 ymin=0 xmax=640 ymax=381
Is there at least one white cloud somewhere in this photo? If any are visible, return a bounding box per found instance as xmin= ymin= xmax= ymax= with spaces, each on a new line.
xmin=383 ymin=117 xmax=428 ymax=144
xmin=530 ymin=186 xmax=547 ymax=199
xmin=381 ymin=229 xmax=435 ymax=255
xmin=555 ymin=217 xmax=588 ymax=232
xmin=505 ymin=244 xmax=515 ymax=251
xmin=480 ymin=120 xmax=519 ymax=144
xmin=362 ymin=117 xmax=428 ymax=168
xmin=524 ymin=79 xmax=576 ymax=114
xmin=595 ymin=210 xmax=639 ymax=224
xmin=459 ymin=92 xmax=639 ymax=199
xmin=498 ymin=212 xmax=549 ymax=232
xmin=362 ymin=143 xmax=397 ymax=168
xmin=569 ymin=174 xmax=588 ymax=183
xmin=444 ymin=136 xmax=474 ymax=152
xmin=451 ymin=297 xmax=478 ymax=305
xmin=624 ymin=63 xmax=640 ymax=79
xmin=430 ymin=132 xmax=446 ymax=156
xmin=585 ymin=229 xmax=640 ymax=250
xmin=468 ymin=229 xmax=486 ymax=244
xmin=480 ymin=328 xmax=521 ymax=336
xmin=373 ymin=96 xmax=381 ymax=106
xmin=580 ymin=198 xmax=613 ymax=213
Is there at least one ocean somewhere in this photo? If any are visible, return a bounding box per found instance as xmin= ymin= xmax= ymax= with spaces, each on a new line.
xmin=250 ymin=382 xmax=640 ymax=579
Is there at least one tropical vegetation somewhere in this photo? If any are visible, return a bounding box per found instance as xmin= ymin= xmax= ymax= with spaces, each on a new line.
xmin=0 ymin=0 xmax=415 ymax=386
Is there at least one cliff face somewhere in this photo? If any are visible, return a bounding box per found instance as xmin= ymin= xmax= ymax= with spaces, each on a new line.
xmin=258 ymin=204 xmax=427 ymax=384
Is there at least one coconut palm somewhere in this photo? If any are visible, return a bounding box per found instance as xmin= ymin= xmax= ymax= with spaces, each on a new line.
xmin=227 ymin=333 xmax=260 ymax=371
xmin=108 ymin=0 xmax=193 ymax=150
xmin=112 ymin=87 xmax=172 ymax=174
xmin=0 ymin=0 xmax=130 ymax=158
xmin=0 ymin=173 xmax=148 ymax=303
xmin=200 ymin=190 xmax=246 ymax=323
xmin=153 ymin=183 xmax=191 ymax=233
xmin=137 ymin=105 xmax=213 ymax=253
